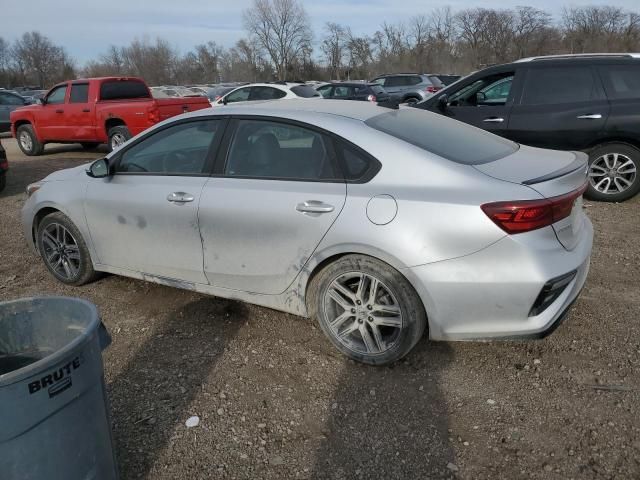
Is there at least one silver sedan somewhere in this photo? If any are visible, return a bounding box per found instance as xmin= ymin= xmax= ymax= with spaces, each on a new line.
xmin=22 ymin=100 xmax=593 ymax=365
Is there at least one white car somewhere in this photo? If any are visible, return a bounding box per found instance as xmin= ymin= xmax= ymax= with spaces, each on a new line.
xmin=212 ymin=82 xmax=321 ymax=106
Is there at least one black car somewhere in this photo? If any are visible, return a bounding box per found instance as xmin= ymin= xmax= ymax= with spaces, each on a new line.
xmin=316 ymin=82 xmax=390 ymax=103
xmin=416 ymin=54 xmax=640 ymax=202
xmin=0 ymin=140 xmax=7 ymax=193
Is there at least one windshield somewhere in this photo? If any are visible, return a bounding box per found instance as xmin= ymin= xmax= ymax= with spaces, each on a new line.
xmin=365 ymin=108 xmax=518 ymax=165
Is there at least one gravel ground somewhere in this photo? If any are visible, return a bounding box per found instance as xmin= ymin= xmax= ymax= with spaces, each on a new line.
xmin=0 ymin=137 xmax=639 ymax=480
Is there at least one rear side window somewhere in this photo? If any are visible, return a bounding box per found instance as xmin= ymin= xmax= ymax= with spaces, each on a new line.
xmin=69 ymin=84 xmax=89 ymax=103
xmin=366 ymin=108 xmax=518 ymax=165
xmin=521 ymin=67 xmax=599 ymax=105
xmin=598 ymin=65 xmax=640 ymax=100
xmin=337 ymin=143 xmax=381 ymax=182
xmin=290 ymin=85 xmax=321 ymax=98
xmin=100 ymin=80 xmax=150 ymax=101
xmin=225 ymin=120 xmax=337 ymax=181
xmin=250 ymin=87 xmax=286 ymax=101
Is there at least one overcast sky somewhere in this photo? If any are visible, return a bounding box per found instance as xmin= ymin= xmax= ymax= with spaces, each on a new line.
xmin=2 ymin=0 xmax=639 ymax=63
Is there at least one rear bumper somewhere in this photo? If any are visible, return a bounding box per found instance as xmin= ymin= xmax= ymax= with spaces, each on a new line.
xmin=404 ymin=217 xmax=593 ymax=341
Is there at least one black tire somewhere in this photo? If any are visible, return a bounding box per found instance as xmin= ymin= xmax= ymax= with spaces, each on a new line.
xmin=80 ymin=142 xmax=100 ymax=150
xmin=36 ymin=211 xmax=99 ymax=286
xmin=0 ymin=174 xmax=5 ymax=193
xmin=585 ymin=143 xmax=640 ymax=202
xmin=403 ymin=96 xmax=420 ymax=105
xmin=107 ymin=125 xmax=131 ymax=152
xmin=307 ymin=254 xmax=427 ymax=366
xmin=16 ymin=124 xmax=44 ymax=156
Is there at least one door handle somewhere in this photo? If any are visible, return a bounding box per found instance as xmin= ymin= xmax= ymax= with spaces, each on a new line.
xmin=296 ymin=200 xmax=334 ymax=214
xmin=576 ymin=114 xmax=602 ymax=119
xmin=82 ymin=108 xmax=90 ymax=113
xmin=55 ymin=109 xmax=64 ymax=113
xmin=167 ymin=192 xmax=195 ymax=203
xmin=483 ymin=117 xmax=504 ymax=123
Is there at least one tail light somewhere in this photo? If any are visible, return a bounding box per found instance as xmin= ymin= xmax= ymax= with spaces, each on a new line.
xmin=148 ymin=106 xmax=160 ymax=124
xmin=425 ymin=86 xmax=441 ymax=93
xmin=367 ymin=94 xmax=377 ymax=102
xmin=481 ymin=183 xmax=587 ymax=234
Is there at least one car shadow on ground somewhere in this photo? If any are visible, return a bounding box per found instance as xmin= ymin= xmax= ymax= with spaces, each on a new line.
xmin=107 ymin=297 xmax=247 ymax=479
xmin=310 ymin=341 xmax=456 ymax=479
xmin=37 ymin=144 xmax=109 ymax=156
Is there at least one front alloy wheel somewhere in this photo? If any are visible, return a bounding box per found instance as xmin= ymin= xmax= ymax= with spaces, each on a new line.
xmin=323 ymin=272 xmax=403 ymax=356
xmin=41 ymin=223 xmax=81 ymax=281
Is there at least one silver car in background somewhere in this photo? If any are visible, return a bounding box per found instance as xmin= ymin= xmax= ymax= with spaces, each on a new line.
xmin=22 ymin=100 xmax=593 ymax=365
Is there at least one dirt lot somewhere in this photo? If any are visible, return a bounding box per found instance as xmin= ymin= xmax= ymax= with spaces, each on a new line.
xmin=0 ymin=137 xmax=639 ymax=479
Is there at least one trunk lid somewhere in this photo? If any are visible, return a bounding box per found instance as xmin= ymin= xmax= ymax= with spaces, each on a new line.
xmin=474 ymin=144 xmax=588 ymax=250
xmin=154 ymin=97 xmax=211 ymax=121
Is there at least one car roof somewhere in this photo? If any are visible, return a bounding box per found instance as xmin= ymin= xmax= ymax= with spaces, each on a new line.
xmin=184 ymin=99 xmax=391 ymax=122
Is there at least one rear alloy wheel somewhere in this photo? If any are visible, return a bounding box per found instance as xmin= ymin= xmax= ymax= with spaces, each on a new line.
xmin=16 ymin=124 xmax=44 ymax=156
xmin=108 ymin=126 xmax=131 ymax=152
xmin=403 ymin=97 xmax=420 ymax=105
xmin=36 ymin=212 xmax=99 ymax=286
xmin=586 ymin=143 xmax=640 ymax=202
xmin=309 ymin=255 xmax=426 ymax=365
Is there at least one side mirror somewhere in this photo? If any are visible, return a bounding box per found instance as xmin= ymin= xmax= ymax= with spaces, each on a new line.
xmin=476 ymin=91 xmax=487 ymax=103
xmin=86 ymin=158 xmax=110 ymax=178
xmin=37 ymin=98 xmax=45 ymax=105
xmin=437 ymin=94 xmax=449 ymax=111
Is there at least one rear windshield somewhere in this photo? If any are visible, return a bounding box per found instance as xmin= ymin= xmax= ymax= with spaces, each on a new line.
xmin=428 ymin=75 xmax=445 ymax=87
xmin=100 ymin=80 xmax=150 ymax=100
xmin=290 ymin=85 xmax=321 ymax=98
xmin=370 ymin=85 xmax=386 ymax=95
xmin=365 ymin=108 xmax=518 ymax=165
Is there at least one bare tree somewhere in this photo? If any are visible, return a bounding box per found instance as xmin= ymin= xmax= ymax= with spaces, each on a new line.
xmin=11 ymin=31 xmax=73 ymax=86
xmin=321 ymin=22 xmax=347 ymax=80
xmin=243 ymin=0 xmax=312 ymax=80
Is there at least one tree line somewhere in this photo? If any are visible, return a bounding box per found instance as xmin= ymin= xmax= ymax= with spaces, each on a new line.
xmin=1 ymin=1 xmax=639 ymax=89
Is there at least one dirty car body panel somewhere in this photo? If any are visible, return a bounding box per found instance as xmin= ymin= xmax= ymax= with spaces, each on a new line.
xmin=22 ymin=100 xmax=593 ymax=341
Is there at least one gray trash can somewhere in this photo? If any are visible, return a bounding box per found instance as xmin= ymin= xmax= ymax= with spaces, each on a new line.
xmin=0 ymin=297 xmax=117 ymax=480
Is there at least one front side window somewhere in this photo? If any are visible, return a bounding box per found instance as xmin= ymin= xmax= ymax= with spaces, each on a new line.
xmin=117 ymin=120 xmax=220 ymax=175
xmin=69 ymin=84 xmax=89 ymax=103
xmin=317 ymin=85 xmax=333 ymax=97
xmin=46 ymin=85 xmax=67 ymax=105
xmin=225 ymin=120 xmax=337 ymax=180
xmin=225 ymin=87 xmax=251 ymax=103
xmin=597 ymin=65 xmax=640 ymax=100
xmin=521 ymin=67 xmax=598 ymax=105
xmin=448 ymin=72 xmax=514 ymax=107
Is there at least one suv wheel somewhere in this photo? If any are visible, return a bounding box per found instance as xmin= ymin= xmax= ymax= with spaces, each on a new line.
xmin=586 ymin=143 xmax=640 ymax=202
xmin=403 ymin=96 xmax=420 ymax=105
xmin=308 ymin=254 xmax=427 ymax=366
xmin=16 ymin=124 xmax=44 ymax=156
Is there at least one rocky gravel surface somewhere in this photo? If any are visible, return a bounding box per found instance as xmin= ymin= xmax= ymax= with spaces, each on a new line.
xmin=0 ymin=137 xmax=638 ymax=479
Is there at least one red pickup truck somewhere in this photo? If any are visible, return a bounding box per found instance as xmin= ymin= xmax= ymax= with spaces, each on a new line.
xmin=10 ymin=77 xmax=211 ymax=155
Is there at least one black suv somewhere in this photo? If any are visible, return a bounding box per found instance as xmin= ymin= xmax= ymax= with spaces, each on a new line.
xmin=316 ymin=82 xmax=390 ymax=103
xmin=416 ymin=54 xmax=640 ymax=202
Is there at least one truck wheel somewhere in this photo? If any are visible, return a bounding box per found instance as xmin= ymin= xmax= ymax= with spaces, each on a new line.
xmin=80 ymin=142 xmax=100 ymax=150
xmin=585 ymin=143 xmax=640 ymax=202
xmin=16 ymin=125 xmax=44 ymax=156
xmin=108 ymin=126 xmax=131 ymax=152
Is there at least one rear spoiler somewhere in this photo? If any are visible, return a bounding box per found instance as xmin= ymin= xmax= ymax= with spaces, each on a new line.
xmin=522 ymin=154 xmax=587 ymax=185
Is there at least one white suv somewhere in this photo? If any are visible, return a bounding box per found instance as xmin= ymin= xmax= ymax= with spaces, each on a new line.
xmin=213 ymin=83 xmax=321 ymax=106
